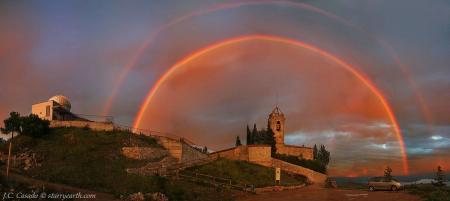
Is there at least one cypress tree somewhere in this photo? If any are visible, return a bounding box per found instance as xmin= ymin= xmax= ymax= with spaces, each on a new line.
xmin=317 ymin=145 xmax=330 ymax=166
xmin=251 ymin=124 xmax=258 ymax=144
xmin=235 ymin=136 xmax=242 ymax=146
xmin=246 ymin=125 xmax=251 ymax=145
xmin=266 ymin=123 xmax=277 ymax=155
xmin=313 ymin=144 xmax=318 ymax=160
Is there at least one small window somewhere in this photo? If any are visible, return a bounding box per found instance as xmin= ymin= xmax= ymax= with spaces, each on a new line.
xmin=46 ymin=105 xmax=50 ymax=117
xmin=276 ymin=121 xmax=281 ymax=131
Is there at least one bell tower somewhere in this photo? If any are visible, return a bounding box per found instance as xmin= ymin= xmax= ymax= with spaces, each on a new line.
xmin=268 ymin=106 xmax=285 ymax=148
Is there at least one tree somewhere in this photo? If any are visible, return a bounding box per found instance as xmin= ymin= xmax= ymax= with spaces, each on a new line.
xmin=384 ymin=166 xmax=393 ymax=181
xmin=251 ymin=124 xmax=258 ymax=144
xmin=1 ymin=112 xmax=22 ymax=136
xmin=235 ymin=136 xmax=242 ymax=146
xmin=317 ymin=145 xmax=330 ymax=166
xmin=265 ymin=123 xmax=277 ymax=156
xmin=246 ymin=125 xmax=251 ymax=145
xmin=20 ymin=114 xmax=49 ymax=138
xmin=1 ymin=112 xmax=22 ymax=178
xmin=434 ymin=166 xmax=446 ymax=187
xmin=313 ymin=144 xmax=318 ymax=160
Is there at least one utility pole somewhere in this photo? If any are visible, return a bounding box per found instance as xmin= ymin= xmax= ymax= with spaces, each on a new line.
xmin=6 ymin=131 xmax=14 ymax=178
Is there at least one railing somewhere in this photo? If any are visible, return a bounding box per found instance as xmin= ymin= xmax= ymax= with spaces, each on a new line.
xmin=72 ymin=113 xmax=114 ymax=123
xmin=115 ymin=124 xmax=187 ymax=142
xmin=140 ymin=155 xmax=217 ymax=175
xmin=115 ymin=123 xmax=245 ymax=190
xmin=177 ymin=171 xmax=255 ymax=193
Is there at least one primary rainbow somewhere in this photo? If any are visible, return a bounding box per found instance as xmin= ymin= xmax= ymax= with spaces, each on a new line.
xmin=132 ymin=35 xmax=410 ymax=175
xmin=102 ymin=0 xmax=433 ymax=138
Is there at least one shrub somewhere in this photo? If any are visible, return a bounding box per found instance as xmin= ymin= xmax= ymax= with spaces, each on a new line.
xmin=21 ymin=114 xmax=50 ymax=138
xmin=1 ymin=112 xmax=50 ymax=138
xmin=273 ymin=153 xmax=327 ymax=174
xmin=427 ymin=189 xmax=450 ymax=201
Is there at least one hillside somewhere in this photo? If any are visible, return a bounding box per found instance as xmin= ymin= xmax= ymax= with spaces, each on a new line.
xmin=184 ymin=158 xmax=307 ymax=188
xmin=0 ymin=127 xmax=306 ymax=200
xmin=0 ymin=128 xmax=234 ymax=200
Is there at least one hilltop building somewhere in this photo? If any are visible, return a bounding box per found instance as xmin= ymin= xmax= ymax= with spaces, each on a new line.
xmin=211 ymin=106 xmax=326 ymax=183
xmin=31 ymin=95 xmax=113 ymax=131
xmin=213 ymin=106 xmax=313 ymax=162
xmin=268 ymin=106 xmax=313 ymax=159
xmin=31 ymin=95 xmax=82 ymax=121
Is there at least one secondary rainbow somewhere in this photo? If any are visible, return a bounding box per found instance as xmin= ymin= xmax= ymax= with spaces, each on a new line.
xmin=102 ymin=0 xmax=433 ymax=137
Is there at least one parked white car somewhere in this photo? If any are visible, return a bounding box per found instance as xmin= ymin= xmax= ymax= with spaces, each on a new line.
xmin=368 ymin=177 xmax=402 ymax=191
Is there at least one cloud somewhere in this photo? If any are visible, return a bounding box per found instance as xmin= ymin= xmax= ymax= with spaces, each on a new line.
xmin=0 ymin=0 xmax=448 ymax=176
xmin=431 ymin=135 xmax=443 ymax=140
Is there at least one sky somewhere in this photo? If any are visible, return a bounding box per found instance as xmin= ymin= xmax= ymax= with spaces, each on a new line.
xmin=0 ymin=0 xmax=449 ymax=177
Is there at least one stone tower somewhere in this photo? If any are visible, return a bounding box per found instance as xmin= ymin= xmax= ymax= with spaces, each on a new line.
xmin=268 ymin=106 xmax=286 ymax=149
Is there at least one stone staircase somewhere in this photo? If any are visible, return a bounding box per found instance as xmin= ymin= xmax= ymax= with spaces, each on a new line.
xmin=115 ymin=124 xmax=209 ymax=163
xmin=127 ymin=155 xmax=217 ymax=176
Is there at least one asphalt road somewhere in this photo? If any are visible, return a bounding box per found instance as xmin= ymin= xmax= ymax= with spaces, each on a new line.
xmin=237 ymin=185 xmax=423 ymax=201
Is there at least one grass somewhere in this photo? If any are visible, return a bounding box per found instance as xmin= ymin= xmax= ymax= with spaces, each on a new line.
xmin=273 ymin=153 xmax=327 ymax=174
xmin=184 ymin=158 xmax=307 ymax=188
xmin=0 ymin=128 xmax=234 ymax=201
xmin=406 ymin=184 xmax=450 ymax=201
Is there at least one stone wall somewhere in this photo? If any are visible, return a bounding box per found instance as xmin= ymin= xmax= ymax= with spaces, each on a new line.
xmin=213 ymin=145 xmax=326 ymax=184
xmin=269 ymin=158 xmax=327 ymax=184
xmin=276 ymin=145 xmax=313 ymax=160
xmin=210 ymin=147 xmax=244 ymax=160
xmin=146 ymin=136 xmax=208 ymax=163
xmin=248 ymin=145 xmax=272 ymax=165
xmin=180 ymin=141 xmax=209 ymax=163
xmin=255 ymin=184 xmax=306 ymax=193
xmin=154 ymin=136 xmax=183 ymax=161
xmin=121 ymin=147 xmax=168 ymax=160
xmin=50 ymin=120 xmax=114 ymax=131
xmin=210 ymin=145 xmax=272 ymax=164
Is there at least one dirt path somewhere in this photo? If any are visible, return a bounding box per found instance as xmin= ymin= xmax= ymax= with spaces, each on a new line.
xmin=237 ymin=185 xmax=423 ymax=201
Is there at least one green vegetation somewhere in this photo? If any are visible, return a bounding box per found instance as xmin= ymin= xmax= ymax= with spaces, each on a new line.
xmin=313 ymin=144 xmax=330 ymax=167
xmin=274 ymin=144 xmax=330 ymax=174
xmin=184 ymin=158 xmax=307 ymax=187
xmin=384 ymin=166 xmax=393 ymax=181
xmin=0 ymin=128 xmax=233 ymax=200
xmin=246 ymin=123 xmax=277 ymax=155
xmin=1 ymin=112 xmax=22 ymax=138
xmin=407 ymin=184 xmax=450 ymax=201
xmin=434 ymin=166 xmax=446 ymax=187
xmin=273 ymin=154 xmax=327 ymax=174
xmin=1 ymin=112 xmax=50 ymax=138
xmin=235 ymin=136 xmax=241 ymax=146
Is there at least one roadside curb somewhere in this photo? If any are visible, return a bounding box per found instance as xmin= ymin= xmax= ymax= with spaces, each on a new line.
xmin=255 ymin=184 xmax=306 ymax=193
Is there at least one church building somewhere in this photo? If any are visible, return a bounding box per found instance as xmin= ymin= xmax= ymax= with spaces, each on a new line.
xmin=268 ymin=106 xmax=313 ymax=160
